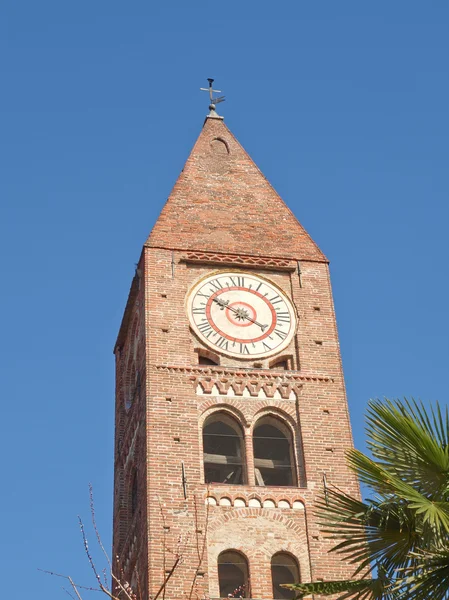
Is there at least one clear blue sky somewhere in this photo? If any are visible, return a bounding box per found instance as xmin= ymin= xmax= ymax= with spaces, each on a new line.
xmin=1 ymin=1 xmax=448 ymax=597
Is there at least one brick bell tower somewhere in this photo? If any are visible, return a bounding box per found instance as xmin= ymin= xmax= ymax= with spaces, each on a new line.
xmin=112 ymin=85 xmax=359 ymax=600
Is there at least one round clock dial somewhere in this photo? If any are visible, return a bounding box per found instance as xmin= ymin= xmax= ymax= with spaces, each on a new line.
xmin=187 ymin=272 xmax=296 ymax=359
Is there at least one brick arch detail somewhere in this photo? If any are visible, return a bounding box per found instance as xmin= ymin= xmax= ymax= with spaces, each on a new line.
xmin=207 ymin=510 xmax=311 ymax=597
xmin=250 ymin=405 xmax=304 ymax=487
xmin=250 ymin=404 xmax=297 ymax=431
xmin=205 ymin=491 xmax=307 ymax=506
xmin=208 ymin=507 xmax=304 ymax=537
xmin=198 ymin=398 xmax=251 ymax=428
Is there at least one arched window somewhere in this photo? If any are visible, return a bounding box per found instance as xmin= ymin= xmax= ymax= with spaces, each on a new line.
xmin=131 ymin=470 xmax=138 ymax=516
xmin=218 ymin=551 xmax=249 ymax=598
xmin=253 ymin=417 xmax=296 ymax=486
xmin=271 ymin=553 xmax=300 ymax=599
xmin=203 ymin=414 xmax=244 ymax=484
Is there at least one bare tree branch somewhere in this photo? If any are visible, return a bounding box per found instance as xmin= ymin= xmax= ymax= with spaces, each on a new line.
xmin=38 ymin=569 xmax=102 ymax=593
xmin=68 ymin=576 xmax=85 ymax=600
xmin=89 ymin=483 xmax=112 ymax=574
xmin=63 ymin=587 xmax=77 ymax=600
xmin=153 ymin=556 xmax=181 ymax=600
xmin=189 ymin=491 xmax=210 ymax=600
xmin=78 ymin=516 xmax=102 ymax=587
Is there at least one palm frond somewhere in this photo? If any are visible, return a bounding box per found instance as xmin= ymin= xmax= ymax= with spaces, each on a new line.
xmin=397 ymin=549 xmax=449 ymax=600
xmin=315 ymin=489 xmax=419 ymax=575
xmin=286 ymin=573 xmax=400 ymax=600
xmin=285 ymin=578 xmax=372 ymax=599
xmin=301 ymin=398 xmax=449 ymax=598
xmin=365 ymin=399 xmax=449 ymax=497
xmin=346 ymin=450 xmax=449 ymax=535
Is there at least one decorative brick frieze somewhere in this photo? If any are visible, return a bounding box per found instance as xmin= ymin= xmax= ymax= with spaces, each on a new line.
xmin=181 ymin=251 xmax=297 ymax=271
xmin=152 ymin=364 xmax=333 ymax=383
xmin=195 ymin=376 xmax=301 ymax=400
xmin=205 ymin=494 xmax=305 ymax=510
xmin=207 ymin=506 xmax=305 ymax=535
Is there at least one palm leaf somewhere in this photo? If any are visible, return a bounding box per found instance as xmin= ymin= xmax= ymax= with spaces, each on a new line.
xmin=346 ymin=450 xmax=449 ymax=535
xmin=364 ymin=399 xmax=449 ymax=497
xmin=315 ymin=490 xmax=419 ymax=575
xmin=397 ymin=549 xmax=449 ymax=600
xmin=300 ymin=398 xmax=449 ymax=599
xmin=286 ymin=573 xmax=400 ymax=600
xmin=285 ymin=578 xmax=373 ymax=599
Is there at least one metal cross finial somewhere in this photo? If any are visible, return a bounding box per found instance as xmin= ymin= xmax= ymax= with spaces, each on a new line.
xmin=200 ymin=78 xmax=225 ymax=118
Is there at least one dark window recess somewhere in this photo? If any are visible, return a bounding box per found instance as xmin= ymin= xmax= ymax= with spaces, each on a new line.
xmin=218 ymin=551 xmax=249 ymax=598
xmin=203 ymin=417 xmax=244 ymax=484
xmin=271 ymin=360 xmax=289 ymax=370
xmin=253 ymin=420 xmax=296 ymax=487
xmin=131 ymin=471 xmax=138 ymax=516
xmin=199 ymin=355 xmax=219 ymax=366
xmin=271 ymin=553 xmax=300 ymax=599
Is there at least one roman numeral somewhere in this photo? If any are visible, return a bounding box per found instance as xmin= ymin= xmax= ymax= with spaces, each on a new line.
xmin=262 ymin=342 xmax=271 ymax=352
xmin=239 ymin=343 xmax=250 ymax=355
xmin=215 ymin=336 xmax=229 ymax=350
xmin=229 ymin=276 xmax=245 ymax=287
xmin=276 ymin=311 xmax=291 ymax=323
xmin=197 ymin=291 xmax=211 ymax=300
xmin=209 ymin=279 xmax=223 ymax=292
xmin=256 ymin=282 xmax=263 ymax=291
xmin=274 ymin=329 xmax=287 ymax=340
xmin=269 ymin=295 xmax=283 ymax=305
xmin=192 ymin=307 xmax=206 ymax=315
xmin=198 ymin=321 xmax=213 ymax=338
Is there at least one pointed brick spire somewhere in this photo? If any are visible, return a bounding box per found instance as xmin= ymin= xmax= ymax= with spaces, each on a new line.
xmin=146 ymin=117 xmax=327 ymax=262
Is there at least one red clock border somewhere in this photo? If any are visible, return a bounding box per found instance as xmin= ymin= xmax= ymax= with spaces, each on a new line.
xmin=204 ymin=286 xmax=278 ymax=344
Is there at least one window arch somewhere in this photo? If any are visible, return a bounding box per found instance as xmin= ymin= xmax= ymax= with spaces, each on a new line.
xmin=271 ymin=553 xmax=300 ymax=599
xmin=203 ymin=413 xmax=245 ymax=484
xmin=253 ymin=416 xmax=296 ymax=486
xmin=218 ymin=551 xmax=249 ymax=598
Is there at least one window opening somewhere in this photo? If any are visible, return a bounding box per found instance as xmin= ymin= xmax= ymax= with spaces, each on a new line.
xmin=253 ymin=418 xmax=296 ymax=486
xmin=271 ymin=553 xmax=300 ymax=599
xmin=271 ymin=360 xmax=289 ymax=370
xmin=218 ymin=551 xmax=249 ymax=598
xmin=203 ymin=415 xmax=244 ymax=484
xmin=199 ymin=355 xmax=219 ymax=366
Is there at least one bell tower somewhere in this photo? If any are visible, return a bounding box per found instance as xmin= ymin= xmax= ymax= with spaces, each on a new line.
xmin=112 ymin=91 xmax=359 ymax=600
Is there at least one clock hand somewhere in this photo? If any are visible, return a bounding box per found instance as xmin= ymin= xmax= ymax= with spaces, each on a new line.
xmin=213 ymin=297 xmax=268 ymax=331
xmin=245 ymin=315 xmax=268 ymax=331
xmin=214 ymin=297 xmax=230 ymax=310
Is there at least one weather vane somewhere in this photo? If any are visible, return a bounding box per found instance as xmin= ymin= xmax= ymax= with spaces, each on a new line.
xmin=200 ymin=78 xmax=225 ymax=118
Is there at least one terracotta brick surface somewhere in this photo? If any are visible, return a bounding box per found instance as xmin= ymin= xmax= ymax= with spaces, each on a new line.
xmin=146 ymin=117 xmax=326 ymax=262
xmin=112 ymin=116 xmax=360 ymax=600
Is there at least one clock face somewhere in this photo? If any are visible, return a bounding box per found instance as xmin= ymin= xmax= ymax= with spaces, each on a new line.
xmin=187 ymin=271 xmax=296 ymax=359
